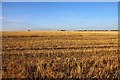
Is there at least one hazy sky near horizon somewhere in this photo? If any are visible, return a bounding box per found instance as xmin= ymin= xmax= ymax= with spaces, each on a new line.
xmin=2 ymin=2 xmax=118 ymax=31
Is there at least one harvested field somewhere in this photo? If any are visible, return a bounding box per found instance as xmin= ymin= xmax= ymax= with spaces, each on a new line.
xmin=2 ymin=31 xmax=120 ymax=79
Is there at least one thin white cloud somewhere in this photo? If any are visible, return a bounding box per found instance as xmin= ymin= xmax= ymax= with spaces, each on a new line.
xmin=0 ymin=16 xmax=4 ymax=20
xmin=1 ymin=16 xmax=24 ymax=23
xmin=5 ymin=19 xmax=23 ymax=23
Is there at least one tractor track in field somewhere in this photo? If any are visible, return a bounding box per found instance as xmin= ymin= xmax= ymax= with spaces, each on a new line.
xmin=3 ymin=45 xmax=118 ymax=51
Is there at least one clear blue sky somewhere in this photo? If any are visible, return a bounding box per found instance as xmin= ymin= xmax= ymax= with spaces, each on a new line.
xmin=2 ymin=2 xmax=118 ymax=31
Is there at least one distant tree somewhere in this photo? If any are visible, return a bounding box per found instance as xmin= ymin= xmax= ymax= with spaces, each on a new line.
xmin=28 ymin=30 xmax=30 ymax=31
xmin=60 ymin=30 xmax=66 ymax=31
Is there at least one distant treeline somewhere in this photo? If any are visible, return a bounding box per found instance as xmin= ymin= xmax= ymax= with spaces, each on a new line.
xmin=76 ymin=30 xmax=119 ymax=31
xmin=58 ymin=30 xmax=119 ymax=31
xmin=27 ymin=30 xmax=119 ymax=31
